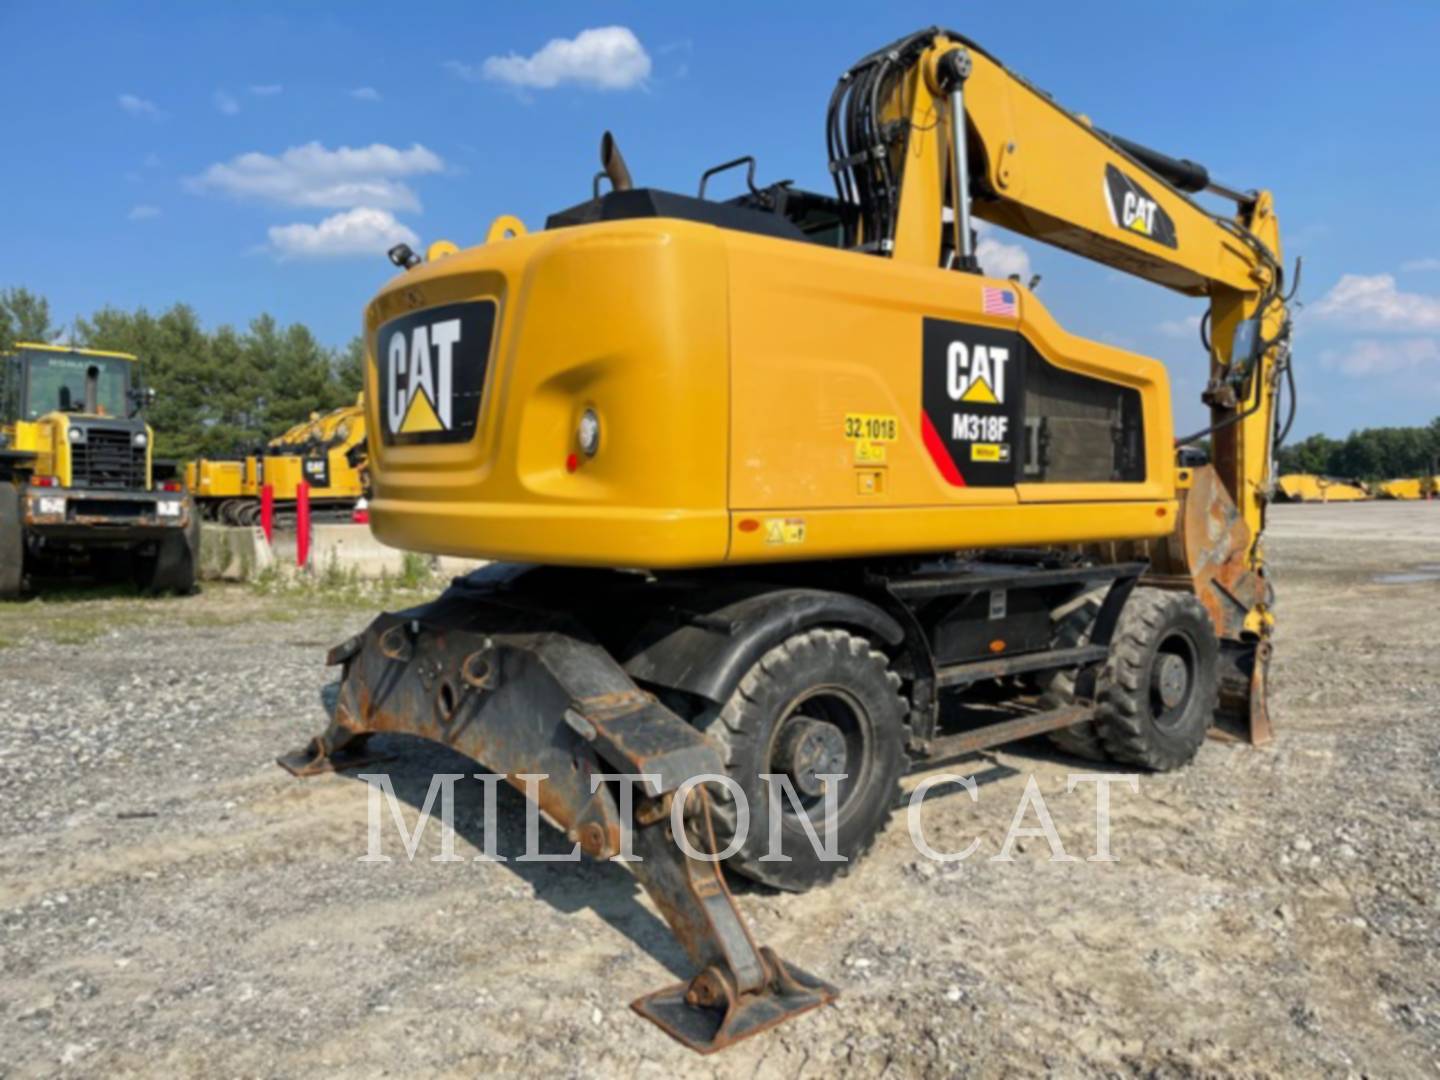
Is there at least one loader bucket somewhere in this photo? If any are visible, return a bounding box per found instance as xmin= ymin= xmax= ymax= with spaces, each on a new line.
xmin=278 ymin=574 xmax=836 ymax=1053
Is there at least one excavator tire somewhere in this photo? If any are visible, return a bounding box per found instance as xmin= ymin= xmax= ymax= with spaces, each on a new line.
xmin=0 ymin=483 xmax=24 ymax=600
xmin=704 ymin=628 xmax=908 ymax=892
xmin=1038 ymin=589 xmax=1110 ymax=762
xmin=1095 ymin=587 xmax=1218 ymax=772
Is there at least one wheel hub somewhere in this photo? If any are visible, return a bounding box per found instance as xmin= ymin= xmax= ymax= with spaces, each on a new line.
xmin=775 ymin=718 xmax=849 ymax=797
xmin=1153 ymin=652 xmax=1190 ymax=710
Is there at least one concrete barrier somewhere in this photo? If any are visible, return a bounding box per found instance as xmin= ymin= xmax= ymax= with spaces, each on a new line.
xmin=200 ymin=524 xmax=276 ymax=581
xmin=306 ymin=523 xmax=481 ymax=580
xmin=199 ymin=523 xmax=480 ymax=582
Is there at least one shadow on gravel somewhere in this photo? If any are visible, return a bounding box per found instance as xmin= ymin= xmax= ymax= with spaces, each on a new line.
xmin=336 ymin=733 xmax=695 ymax=981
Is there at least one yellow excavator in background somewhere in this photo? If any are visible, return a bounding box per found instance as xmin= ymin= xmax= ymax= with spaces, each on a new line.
xmin=1277 ymin=473 xmax=1369 ymax=502
xmin=186 ymin=396 xmax=369 ymax=525
xmin=282 ymin=27 xmax=1296 ymax=1052
xmin=1376 ymin=475 xmax=1439 ymax=500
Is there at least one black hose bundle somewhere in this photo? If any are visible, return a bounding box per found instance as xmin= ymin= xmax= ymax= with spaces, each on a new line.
xmin=826 ymin=28 xmax=941 ymax=251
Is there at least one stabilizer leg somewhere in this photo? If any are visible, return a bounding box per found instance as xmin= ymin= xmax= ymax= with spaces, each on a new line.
xmin=1246 ymin=640 xmax=1274 ymax=746
xmin=277 ymin=598 xmax=837 ymax=1053
xmin=627 ymin=787 xmax=836 ymax=1053
xmin=276 ymin=731 xmax=393 ymax=777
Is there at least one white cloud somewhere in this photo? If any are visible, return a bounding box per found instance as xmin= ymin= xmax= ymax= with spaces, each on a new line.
xmin=118 ymin=93 xmax=160 ymax=117
xmin=186 ymin=142 xmax=444 ymax=212
xmin=1319 ymin=337 xmax=1440 ymax=377
xmin=1158 ymin=313 xmax=1203 ymax=338
xmin=1401 ymin=257 xmax=1440 ymax=272
xmin=214 ymin=89 xmax=241 ymax=116
xmin=128 ymin=205 xmax=161 ymax=221
xmin=973 ymin=222 xmax=1031 ymax=281
xmin=266 ymin=207 xmax=418 ymax=260
xmin=350 ymin=86 xmax=381 ymax=102
xmin=249 ymin=84 xmax=283 ymax=96
xmin=1311 ymin=273 xmax=1440 ymax=331
xmin=454 ymin=26 xmax=651 ymax=91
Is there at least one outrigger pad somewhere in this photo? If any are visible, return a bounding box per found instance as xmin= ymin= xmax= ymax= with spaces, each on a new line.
xmin=276 ymin=735 xmax=394 ymax=777
xmin=632 ymin=948 xmax=837 ymax=1054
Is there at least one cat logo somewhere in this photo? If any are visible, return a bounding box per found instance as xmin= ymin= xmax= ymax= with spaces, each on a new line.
xmin=947 ymin=340 xmax=1009 ymax=405
xmin=1103 ymin=163 xmax=1177 ymax=248
xmin=386 ymin=318 xmax=460 ymax=435
xmin=375 ymin=300 xmax=496 ymax=446
xmin=922 ymin=318 xmax=1025 ymax=490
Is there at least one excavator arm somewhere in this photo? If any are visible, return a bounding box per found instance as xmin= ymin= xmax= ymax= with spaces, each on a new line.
xmin=829 ymin=28 xmax=1293 ymax=735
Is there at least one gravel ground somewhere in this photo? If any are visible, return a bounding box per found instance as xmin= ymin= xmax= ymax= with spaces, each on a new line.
xmin=1 ymin=502 xmax=1438 ymax=1078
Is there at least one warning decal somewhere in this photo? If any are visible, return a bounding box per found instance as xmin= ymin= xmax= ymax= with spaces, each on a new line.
xmin=845 ymin=412 xmax=897 ymax=464
xmin=921 ymin=318 xmax=1025 ymax=487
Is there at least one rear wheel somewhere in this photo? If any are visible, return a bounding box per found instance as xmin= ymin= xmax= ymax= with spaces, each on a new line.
xmin=704 ymin=628 xmax=909 ymax=892
xmin=1096 ymin=588 xmax=1218 ymax=771
xmin=0 ymin=483 xmax=24 ymax=599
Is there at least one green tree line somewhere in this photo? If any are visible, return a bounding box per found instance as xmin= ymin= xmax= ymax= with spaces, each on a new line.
xmin=1277 ymin=421 xmax=1440 ymax=482
xmin=1 ymin=286 xmax=362 ymax=459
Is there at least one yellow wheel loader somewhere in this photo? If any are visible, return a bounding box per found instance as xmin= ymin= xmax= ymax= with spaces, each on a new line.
xmin=186 ymin=396 xmax=369 ymax=526
xmin=282 ymin=28 xmax=1295 ymax=1052
xmin=0 ymin=343 xmax=198 ymax=597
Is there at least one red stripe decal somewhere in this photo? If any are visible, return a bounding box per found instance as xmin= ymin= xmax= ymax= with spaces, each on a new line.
xmin=921 ymin=411 xmax=966 ymax=487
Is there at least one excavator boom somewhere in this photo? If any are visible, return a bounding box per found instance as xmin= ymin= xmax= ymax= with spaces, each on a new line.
xmin=829 ymin=28 xmax=1290 ymax=716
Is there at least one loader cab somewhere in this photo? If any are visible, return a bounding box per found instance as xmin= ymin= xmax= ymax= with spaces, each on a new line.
xmin=5 ymin=344 xmax=138 ymax=423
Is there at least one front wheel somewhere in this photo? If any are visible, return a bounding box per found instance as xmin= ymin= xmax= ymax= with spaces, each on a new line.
xmin=1096 ymin=588 xmax=1219 ymax=771
xmin=704 ymin=628 xmax=909 ymax=892
xmin=134 ymin=510 xmax=201 ymax=595
xmin=0 ymin=484 xmax=24 ymax=599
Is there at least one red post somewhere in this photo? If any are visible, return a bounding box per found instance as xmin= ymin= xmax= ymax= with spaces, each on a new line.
xmin=260 ymin=484 xmax=275 ymax=544
xmin=296 ymin=482 xmax=310 ymax=567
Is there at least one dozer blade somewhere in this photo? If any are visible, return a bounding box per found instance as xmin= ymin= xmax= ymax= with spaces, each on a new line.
xmin=277 ymin=578 xmax=836 ymax=1053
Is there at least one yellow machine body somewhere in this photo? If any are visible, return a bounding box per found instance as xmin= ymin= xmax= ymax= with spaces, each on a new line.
xmin=1376 ymin=476 xmax=1437 ymax=500
xmin=186 ymin=458 xmax=245 ymax=499
xmin=277 ymin=28 xmax=1299 ymax=1052
xmin=364 ymin=222 xmax=1176 ymax=567
xmin=1277 ymin=474 xmax=1369 ymax=503
xmin=361 ymin=25 xmax=1291 ymax=701
xmin=3 ymin=344 xmax=155 ymax=491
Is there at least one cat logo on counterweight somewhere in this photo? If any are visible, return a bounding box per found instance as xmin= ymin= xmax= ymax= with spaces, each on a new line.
xmin=375 ymin=300 xmax=495 ymax=446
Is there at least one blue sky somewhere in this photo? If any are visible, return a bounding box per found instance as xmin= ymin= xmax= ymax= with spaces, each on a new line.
xmin=3 ymin=1 xmax=1439 ymax=438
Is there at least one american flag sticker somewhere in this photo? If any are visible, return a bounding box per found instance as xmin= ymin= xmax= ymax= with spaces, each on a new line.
xmin=981 ymin=285 xmax=1018 ymax=317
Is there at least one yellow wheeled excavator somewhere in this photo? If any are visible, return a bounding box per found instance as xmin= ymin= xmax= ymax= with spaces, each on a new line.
xmin=281 ymin=27 xmax=1295 ymax=1052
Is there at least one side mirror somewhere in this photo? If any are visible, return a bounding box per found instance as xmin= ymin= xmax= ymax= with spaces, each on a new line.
xmin=1231 ymin=316 xmax=1264 ymax=369
xmin=127 ymin=386 xmax=156 ymax=418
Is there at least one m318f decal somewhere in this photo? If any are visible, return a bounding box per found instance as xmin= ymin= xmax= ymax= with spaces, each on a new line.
xmin=921 ymin=318 xmax=1025 ymax=487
